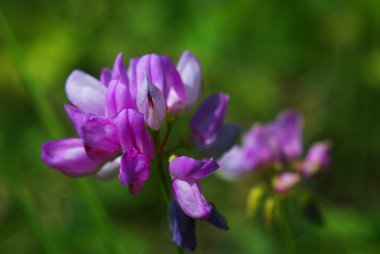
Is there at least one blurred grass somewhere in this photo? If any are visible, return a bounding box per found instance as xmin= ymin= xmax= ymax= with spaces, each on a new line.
xmin=1 ymin=0 xmax=380 ymax=253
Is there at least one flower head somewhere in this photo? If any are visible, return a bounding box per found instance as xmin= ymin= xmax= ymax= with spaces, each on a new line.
xmin=42 ymin=53 xmax=154 ymax=194
xmin=169 ymin=156 xmax=219 ymax=219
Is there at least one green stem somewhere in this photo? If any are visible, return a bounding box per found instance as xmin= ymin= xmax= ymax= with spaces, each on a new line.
xmin=161 ymin=120 xmax=175 ymax=150
xmin=156 ymin=155 xmax=170 ymax=204
xmin=278 ymin=199 xmax=295 ymax=254
xmin=153 ymin=130 xmax=185 ymax=254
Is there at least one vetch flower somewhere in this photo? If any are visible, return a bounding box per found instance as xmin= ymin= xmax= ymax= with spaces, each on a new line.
xmin=42 ymin=53 xmax=155 ymax=194
xmin=169 ymin=156 xmax=219 ymax=219
xmin=218 ymin=110 xmax=303 ymax=177
xmin=190 ymin=93 xmax=240 ymax=157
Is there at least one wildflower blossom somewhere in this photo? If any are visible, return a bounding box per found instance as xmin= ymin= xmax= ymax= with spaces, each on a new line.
xmin=41 ymin=50 xmax=229 ymax=251
xmin=219 ymin=109 xmax=330 ymax=193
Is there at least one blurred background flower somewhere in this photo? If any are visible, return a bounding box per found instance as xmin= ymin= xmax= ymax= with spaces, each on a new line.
xmin=1 ymin=0 xmax=380 ymax=253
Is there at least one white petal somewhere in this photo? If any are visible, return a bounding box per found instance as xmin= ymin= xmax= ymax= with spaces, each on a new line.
xmin=65 ymin=70 xmax=107 ymax=115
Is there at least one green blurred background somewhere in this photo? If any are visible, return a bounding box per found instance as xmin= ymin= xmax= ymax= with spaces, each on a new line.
xmin=1 ymin=0 xmax=380 ymax=253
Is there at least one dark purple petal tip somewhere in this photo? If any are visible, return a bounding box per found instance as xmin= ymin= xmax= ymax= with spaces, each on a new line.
xmin=168 ymin=200 xmax=196 ymax=251
xmin=206 ymin=203 xmax=229 ymax=230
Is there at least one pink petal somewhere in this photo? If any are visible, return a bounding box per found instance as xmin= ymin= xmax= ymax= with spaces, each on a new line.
xmin=65 ymin=70 xmax=106 ymax=116
xmin=41 ymin=138 xmax=100 ymax=177
xmin=172 ymin=179 xmax=212 ymax=219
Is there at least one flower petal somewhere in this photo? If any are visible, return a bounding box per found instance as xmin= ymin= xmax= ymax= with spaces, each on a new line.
xmin=197 ymin=124 xmax=240 ymax=157
xmin=172 ymin=179 xmax=211 ymax=219
xmin=111 ymin=53 xmax=129 ymax=85
xmin=218 ymin=146 xmax=254 ymax=180
xmin=105 ymin=80 xmax=136 ymax=118
xmin=79 ymin=115 xmax=121 ymax=153
xmin=169 ymin=156 xmax=203 ymax=179
xmin=206 ymin=203 xmax=229 ymax=230
xmin=136 ymin=73 xmax=166 ymax=130
xmin=275 ymin=110 xmax=303 ymax=160
xmin=96 ymin=156 xmax=121 ymax=179
xmin=169 ymin=156 xmax=219 ymax=180
xmin=177 ymin=50 xmax=201 ymax=109
xmin=243 ymin=124 xmax=278 ymax=166
xmin=161 ymin=55 xmax=186 ymax=113
xmin=64 ymin=104 xmax=87 ymax=135
xmin=190 ymin=93 xmax=229 ymax=146
xmin=112 ymin=109 xmax=155 ymax=158
xmin=192 ymin=158 xmax=220 ymax=179
xmin=41 ymin=138 xmax=100 ymax=176
xmin=65 ymin=70 xmax=106 ymax=115
xmin=100 ymin=67 xmax=112 ymax=86
xmin=168 ymin=199 xmax=196 ymax=251
xmin=119 ymin=149 xmax=150 ymax=195
xmin=299 ymin=141 xmax=331 ymax=178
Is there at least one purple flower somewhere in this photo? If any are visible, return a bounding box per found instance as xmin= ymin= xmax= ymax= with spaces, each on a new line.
xmin=168 ymin=200 xmax=228 ymax=251
xmin=272 ymin=172 xmax=301 ymax=193
xmin=190 ymin=93 xmax=240 ymax=157
xmin=42 ymin=53 xmax=155 ymax=194
xmin=218 ymin=110 xmax=302 ymax=177
xmin=169 ymin=156 xmax=219 ymax=219
xmin=299 ymin=141 xmax=331 ymax=178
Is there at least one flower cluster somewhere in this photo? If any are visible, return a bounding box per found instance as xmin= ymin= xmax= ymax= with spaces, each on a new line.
xmin=219 ymin=110 xmax=331 ymax=193
xmin=41 ymin=51 xmax=235 ymax=251
xmin=40 ymin=49 xmax=332 ymax=251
